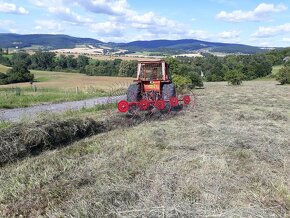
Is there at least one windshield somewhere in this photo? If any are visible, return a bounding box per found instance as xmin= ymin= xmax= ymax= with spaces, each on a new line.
xmin=139 ymin=63 xmax=163 ymax=80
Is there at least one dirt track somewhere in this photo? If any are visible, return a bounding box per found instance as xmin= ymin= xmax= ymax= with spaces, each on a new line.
xmin=0 ymin=95 xmax=126 ymax=122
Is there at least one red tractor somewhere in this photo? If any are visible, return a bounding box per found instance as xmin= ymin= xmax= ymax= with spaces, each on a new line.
xmin=117 ymin=60 xmax=191 ymax=113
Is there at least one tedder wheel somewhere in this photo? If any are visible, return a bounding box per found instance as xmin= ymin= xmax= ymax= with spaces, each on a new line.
xmin=139 ymin=99 xmax=149 ymax=110
xmin=118 ymin=100 xmax=129 ymax=113
xmin=183 ymin=95 xmax=191 ymax=105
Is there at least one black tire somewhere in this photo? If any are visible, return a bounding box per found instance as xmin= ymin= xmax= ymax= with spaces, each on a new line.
xmin=127 ymin=84 xmax=141 ymax=114
xmin=127 ymin=84 xmax=141 ymax=102
xmin=162 ymin=83 xmax=176 ymax=112
xmin=162 ymin=83 xmax=176 ymax=100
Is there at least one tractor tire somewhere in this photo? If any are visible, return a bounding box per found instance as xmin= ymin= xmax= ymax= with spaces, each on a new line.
xmin=162 ymin=83 xmax=176 ymax=112
xmin=127 ymin=84 xmax=141 ymax=102
xmin=127 ymin=84 xmax=141 ymax=114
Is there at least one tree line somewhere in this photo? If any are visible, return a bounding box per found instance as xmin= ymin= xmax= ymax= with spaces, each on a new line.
xmin=0 ymin=47 xmax=289 ymax=85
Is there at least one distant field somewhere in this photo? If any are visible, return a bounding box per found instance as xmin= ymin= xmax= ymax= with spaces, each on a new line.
xmin=0 ymin=65 xmax=133 ymax=108
xmin=53 ymin=51 xmax=161 ymax=61
xmin=0 ymin=66 xmax=132 ymax=90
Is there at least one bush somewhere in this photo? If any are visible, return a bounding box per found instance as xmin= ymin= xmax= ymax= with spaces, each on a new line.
xmin=172 ymin=74 xmax=192 ymax=88
xmin=188 ymin=72 xmax=203 ymax=88
xmin=224 ymin=70 xmax=245 ymax=85
xmin=0 ymin=72 xmax=8 ymax=84
xmin=276 ymin=66 xmax=290 ymax=85
xmin=2 ymin=62 xmax=34 ymax=84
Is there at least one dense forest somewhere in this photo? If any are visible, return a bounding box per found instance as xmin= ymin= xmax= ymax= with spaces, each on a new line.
xmin=0 ymin=47 xmax=289 ymax=85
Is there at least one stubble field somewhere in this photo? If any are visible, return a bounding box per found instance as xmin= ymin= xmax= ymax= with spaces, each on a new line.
xmin=0 ymin=80 xmax=289 ymax=217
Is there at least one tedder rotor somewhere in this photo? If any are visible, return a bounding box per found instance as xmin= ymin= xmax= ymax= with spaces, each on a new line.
xmin=117 ymin=60 xmax=191 ymax=114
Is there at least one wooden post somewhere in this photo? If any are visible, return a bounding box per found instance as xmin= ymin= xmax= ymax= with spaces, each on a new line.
xmin=15 ymin=87 xmax=21 ymax=96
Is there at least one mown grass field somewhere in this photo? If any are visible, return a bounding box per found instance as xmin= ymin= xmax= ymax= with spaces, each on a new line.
xmin=0 ymin=65 xmax=132 ymax=108
xmin=0 ymin=80 xmax=289 ymax=217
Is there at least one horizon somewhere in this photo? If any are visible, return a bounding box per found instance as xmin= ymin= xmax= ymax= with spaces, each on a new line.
xmin=0 ymin=1 xmax=289 ymax=47
xmin=0 ymin=32 xmax=273 ymax=48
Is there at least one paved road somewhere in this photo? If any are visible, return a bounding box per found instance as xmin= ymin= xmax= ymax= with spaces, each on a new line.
xmin=0 ymin=95 xmax=126 ymax=122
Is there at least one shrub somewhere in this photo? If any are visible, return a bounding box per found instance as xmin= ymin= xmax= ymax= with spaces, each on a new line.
xmin=0 ymin=72 xmax=8 ymax=84
xmin=3 ymin=62 xmax=34 ymax=84
xmin=172 ymin=74 xmax=192 ymax=88
xmin=188 ymin=72 xmax=203 ymax=88
xmin=224 ymin=70 xmax=245 ymax=85
xmin=276 ymin=66 xmax=290 ymax=85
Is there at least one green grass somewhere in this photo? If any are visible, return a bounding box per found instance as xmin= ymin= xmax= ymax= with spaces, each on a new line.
xmin=0 ymin=121 xmax=11 ymax=130
xmin=0 ymin=87 xmax=106 ymax=108
xmin=0 ymin=64 xmax=9 ymax=73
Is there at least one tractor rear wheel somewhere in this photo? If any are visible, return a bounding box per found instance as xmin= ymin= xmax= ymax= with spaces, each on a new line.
xmin=127 ymin=84 xmax=141 ymax=114
xmin=162 ymin=83 xmax=176 ymax=112
xmin=127 ymin=84 xmax=141 ymax=102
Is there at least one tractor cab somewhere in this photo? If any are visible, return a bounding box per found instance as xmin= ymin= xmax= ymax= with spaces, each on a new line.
xmin=135 ymin=60 xmax=170 ymax=94
xmin=136 ymin=61 xmax=170 ymax=82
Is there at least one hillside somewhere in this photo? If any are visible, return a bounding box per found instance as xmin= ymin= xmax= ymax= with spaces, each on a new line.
xmin=116 ymin=39 xmax=267 ymax=54
xmin=0 ymin=81 xmax=289 ymax=217
xmin=0 ymin=33 xmax=102 ymax=49
xmin=0 ymin=33 xmax=273 ymax=54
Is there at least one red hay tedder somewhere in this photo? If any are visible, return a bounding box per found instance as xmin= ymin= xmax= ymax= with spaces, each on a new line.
xmin=117 ymin=60 xmax=191 ymax=113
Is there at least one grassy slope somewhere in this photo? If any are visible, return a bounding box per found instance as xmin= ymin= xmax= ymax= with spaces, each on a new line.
xmin=0 ymin=81 xmax=290 ymax=217
xmin=0 ymin=65 xmax=132 ymax=108
xmin=0 ymin=64 xmax=9 ymax=73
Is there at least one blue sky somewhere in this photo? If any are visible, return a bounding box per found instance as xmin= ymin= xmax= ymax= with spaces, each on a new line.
xmin=0 ymin=0 xmax=290 ymax=47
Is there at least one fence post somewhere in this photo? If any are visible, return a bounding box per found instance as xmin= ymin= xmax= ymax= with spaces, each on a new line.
xmin=15 ymin=87 xmax=21 ymax=96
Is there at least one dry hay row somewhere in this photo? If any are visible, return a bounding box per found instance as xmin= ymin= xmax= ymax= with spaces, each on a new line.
xmin=0 ymin=118 xmax=108 ymax=165
xmin=0 ymin=111 xmax=182 ymax=165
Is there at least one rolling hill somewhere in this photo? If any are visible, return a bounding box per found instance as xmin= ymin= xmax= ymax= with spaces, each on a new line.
xmin=0 ymin=33 xmax=102 ymax=49
xmin=0 ymin=33 xmax=275 ymax=54
xmin=115 ymin=39 xmax=268 ymax=54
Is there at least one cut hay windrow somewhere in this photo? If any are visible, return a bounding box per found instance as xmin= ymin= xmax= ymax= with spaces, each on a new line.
xmin=0 ymin=118 xmax=107 ymax=165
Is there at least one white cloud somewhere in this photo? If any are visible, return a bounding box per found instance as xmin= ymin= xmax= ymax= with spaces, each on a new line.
xmin=218 ymin=30 xmax=240 ymax=39
xmin=216 ymin=3 xmax=287 ymax=22
xmin=48 ymin=7 xmax=93 ymax=24
xmin=35 ymin=20 xmax=64 ymax=32
xmin=29 ymin=0 xmax=220 ymax=42
xmin=0 ymin=1 xmax=29 ymax=14
xmin=252 ymin=23 xmax=290 ymax=38
xmin=0 ymin=20 xmax=21 ymax=33
xmin=282 ymin=37 xmax=290 ymax=42
xmin=74 ymin=0 xmax=130 ymax=16
xmin=90 ymin=21 xmax=124 ymax=36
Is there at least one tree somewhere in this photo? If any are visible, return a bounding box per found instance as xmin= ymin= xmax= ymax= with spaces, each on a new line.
xmin=188 ymin=71 xmax=203 ymax=87
xmin=77 ymin=55 xmax=89 ymax=70
xmin=224 ymin=69 xmax=245 ymax=85
xmin=66 ymin=55 xmax=77 ymax=69
xmin=276 ymin=66 xmax=290 ymax=85
xmin=30 ymin=51 xmax=56 ymax=70
xmin=118 ymin=60 xmax=137 ymax=77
